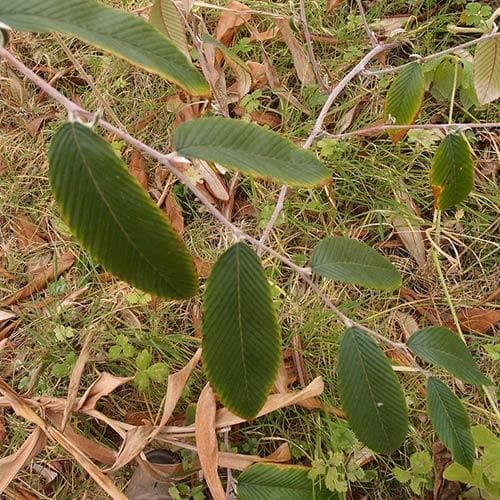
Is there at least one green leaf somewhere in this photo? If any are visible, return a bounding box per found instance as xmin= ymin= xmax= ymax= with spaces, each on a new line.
xmin=237 ymin=463 xmax=338 ymax=500
xmin=392 ymin=466 xmax=412 ymax=484
xmin=430 ymin=59 xmax=461 ymax=102
xmin=108 ymin=345 xmax=123 ymax=360
xmin=407 ymin=326 xmax=492 ymax=386
xmin=474 ymin=37 xmax=500 ymax=105
xmin=174 ymin=118 xmax=330 ymax=187
xmin=310 ymin=237 xmax=401 ymax=290
xmin=430 ymin=133 xmax=474 ymax=210
xmin=147 ymin=362 xmax=169 ymax=382
xmin=136 ymin=349 xmax=152 ymax=370
xmin=150 ymin=0 xmax=190 ymax=61
xmin=385 ymin=62 xmax=425 ymax=143
xmin=48 ymin=123 xmax=198 ymax=299
xmin=426 ymin=377 xmax=474 ymax=471
xmin=0 ymin=0 xmax=208 ymax=96
xmin=410 ymin=451 xmax=433 ymax=475
xmin=337 ymin=327 xmax=408 ymax=454
xmin=134 ymin=370 xmax=151 ymax=392
xmin=202 ymin=243 xmax=281 ymax=419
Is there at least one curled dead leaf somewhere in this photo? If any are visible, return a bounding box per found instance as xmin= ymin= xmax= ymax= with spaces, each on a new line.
xmin=128 ymin=150 xmax=148 ymax=191
xmin=163 ymin=193 xmax=185 ymax=235
xmin=215 ymin=0 xmax=251 ymax=47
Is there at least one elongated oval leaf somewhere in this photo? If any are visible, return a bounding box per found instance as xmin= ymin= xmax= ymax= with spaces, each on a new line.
xmin=426 ymin=377 xmax=474 ymax=471
xmin=430 ymin=133 xmax=473 ymax=210
xmin=174 ymin=118 xmax=330 ymax=187
xmin=0 ymin=0 xmax=208 ymax=96
xmin=474 ymin=37 xmax=500 ymax=105
xmin=407 ymin=327 xmax=492 ymax=386
xmin=337 ymin=327 xmax=408 ymax=453
xmin=150 ymin=0 xmax=190 ymax=61
xmin=310 ymin=237 xmax=401 ymax=290
xmin=237 ymin=464 xmax=338 ymax=500
xmin=430 ymin=58 xmax=460 ymax=102
xmin=385 ymin=62 xmax=425 ymax=143
xmin=49 ymin=122 xmax=197 ymax=299
xmin=202 ymin=243 xmax=280 ymax=419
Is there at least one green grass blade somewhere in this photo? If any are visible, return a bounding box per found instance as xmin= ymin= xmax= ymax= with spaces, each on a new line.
xmin=430 ymin=133 xmax=474 ymax=210
xmin=173 ymin=117 xmax=331 ymax=187
xmin=407 ymin=326 xmax=492 ymax=386
xmin=337 ymin=327 xmax=408 ymax=453
xmin=237 ymin=463 xmax=338 ymax=500
xmin=202 ymin=243 xmax=281 ymax=419
xmin=48 ymin=122 xmax=198 ymax=299
xmin=310 ymin=236 xmax=401 ymax=290
xmin=427 ymin=377 xmax=475 ymax=471
xmin=0 ymin=0 xmax=208 ymax=96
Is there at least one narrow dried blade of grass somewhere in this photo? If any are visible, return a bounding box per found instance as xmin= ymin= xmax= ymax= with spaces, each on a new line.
xmin=195 ymin=383 xmax=225 ymax=500
xmin=0 ymin=427 xmax=46 ymax=494
xmin=62 ymin=331 xmax=95 ymax=430
xmin=106 ymin=424 xmax=155 ymax=473
xmin=1 ymin=251 xmax=76 ymax=306
xmin=392 ymin=215 xmax=426 ymax=268
xmin=274 ymin=18 xmax=315 ymax=85
xmin=76 ymin=372 xmax=133 ymax=412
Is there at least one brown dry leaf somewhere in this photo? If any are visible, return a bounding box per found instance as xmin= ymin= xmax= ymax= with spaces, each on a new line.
xmin=12 ymin=214 xmax=47 ymax=251
xmin=128 ymin=150 xmax=148 ymax=191
xmin=446 ymin=308 xmax=500 ymax=334
xmin=218 ymin=443 xmax=291 ymax=471
xmin=0 ymin=310 xmax=17 ymax=323
xmin=25 ymin=111 xmax=56 ymax=138
xmin=0 ymin=266 xmax=15 ymax=280
xmin=0 ymin=411 xmax=6 ymax=445
xmin=193 ymin=257 xmax=212 ymax=278
xmin=326 ymin=0 xmax=344 ymax=13
xmin=61 ymin=331 xmax=95 ymax=430
xmin=249 ymin=27 xmax=279 ymax=42
xmin=1 ymin=251 xmax=75 ymax=307
xmin=432 ymin=441 xmax=463 ymax=499
xmin=274 ymin=18 xmax=315 ymax=85
xmin=76 ymin=372 xmax=133 ymax=412
xmin=193 ymin=159 xmax=229 ymax=201
xmin=0 ymin=427 xmax=46 ymax=494
xmin=394 ymin=311 xmax=420 ymax=342
xmin=215 ymin=0 xmax=251 ymax=47
xmin=106 ymin=424 xmax=154 ymax=473
xmin=246 ymin=61 xmax=268 ymax=89
xmin=234 ymin=107 xmax=282 ymax=128
xmin=195 ymin=383 xmax=225 ymax=500
xmin=164 ymin=193 xmax=185 ymax=235
xmin=336 ymin=101 xmax=363 ymax=134
xmin=165 ymin=94 xmax=202 ymax=125
xmin=371 ymin=16 xmax=412 ymax=38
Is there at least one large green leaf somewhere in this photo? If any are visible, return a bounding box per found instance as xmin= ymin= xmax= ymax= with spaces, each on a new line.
xmin=337 ymin=327 xmax=408 ymax=453
xmin=427 ymin=377 xmax=474 ymax=471
xmin=430 ymin=133 xmax=474 ymax=210
xmin=310 ymin=237 xmax=401 ymax=290
xmin=407 ymin=326 xmax=492 ymax=386
xmin=174 ymin=118 xmax=330 ymax=187
xmin=237 ymin=464 xmax=338 ymax=500
xmin=150 ymin=0 xmax=190 ymax=61
xmin=0 ymin=0 xmax=208 ymax=96
xmin=385 ymin=62 xmax=425 ymax=143
xmin=474 ymin=37 xmax=500 ymax=105
xmin=48 ymin=122 xmax=197 ymax=299
xmin=430 ymin=58 xmax=461 ymax=102
xmin=202 ymin=243 xmax=280 ymax=419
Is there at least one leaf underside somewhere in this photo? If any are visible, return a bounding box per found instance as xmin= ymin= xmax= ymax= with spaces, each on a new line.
xmin=407 ymin=326 xmax=492 ymax=386
xmin=385 ymin=62 xmax=425 ymax=143
xmin=237 ymin=464 xmax=338 ymax=500
xmin=48 ymin=122 xmax=198 ymax=299
xmin=430 ymin=133 xmax=474 ymax=210
xmin=474 ymin=37 xmax=500 ymax=105
xmin=337 ymin=327 xmax=408 ymax=453
xmin=426 ymin=377 xmax=475 ymax=471
xmin=310 ymin=236 xmax=402 ymax=290
xmin=0 ymin=0 xmax=208 ymax=96
xmin=202 ymin=243 xmax=281 ymax=419
xmin=174 ymin=117 xmax=331 ymax=187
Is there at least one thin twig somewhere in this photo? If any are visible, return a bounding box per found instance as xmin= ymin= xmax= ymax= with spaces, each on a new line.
xmin=324 ymin=122 xmax=500 ymax=140
xmin=364 ymin=32 xmax=500 ymax=76
xmin=356 ymin=0 xmax=378 ymax=48
xmin=0 ymin=46 xmax=424 ymax=365
xmin=258 ymin=42 xmax=397 ymax=252
xmin=299 ymin=0 xmax=329 ymax=93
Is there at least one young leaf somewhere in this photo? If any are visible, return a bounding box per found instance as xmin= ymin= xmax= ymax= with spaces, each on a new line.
xmin=310 ymin=237 xmax=401 ymax=290
xmin=407 ymin=326 xmax=492 ymax=386
xmin=385 ymin=62 xmax=425 ymax=143
xmin=174 ymin=118 xmax=330 ymax=187
xmin=0 ymin=0 xmax=208 ymax=96
xmin=149 ymin=0 xmax=190 ymax=61
xmin=337 ymin=327 xmax=408 ymax=453
xmin=237 ymin=463 xmax=337 ymax=500
xmin=474 ymin=37 xmax=500 ymax=105
xmin=202 ymin=243 xmax=281 ymax=419
xmin=48 ymin=123 xmax=198 ymax=299
xmin=430 ymin=133 xmax=474 ymax=210
xmin=426 ymin=377 xmax=474 ymax=471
